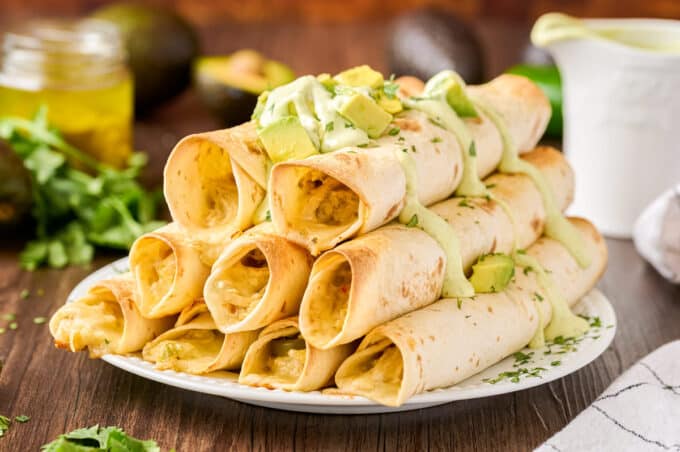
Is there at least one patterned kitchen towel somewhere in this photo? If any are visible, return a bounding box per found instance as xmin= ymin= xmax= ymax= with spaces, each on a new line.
xmin=634 ymin=184 xmax=680 ymax=283
xmin=535 ymin=340 xmax=680 ymax=452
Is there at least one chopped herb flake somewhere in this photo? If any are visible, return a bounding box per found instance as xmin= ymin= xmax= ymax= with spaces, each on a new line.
xmin=458 ymin=199 xmax=474 ymax=209
xmin=534 ymin=292 xmax=544 ymax=302
xmin=14 ymin=415 xmax=29 ymax=423
xmin=388 ymin=127 xmax=400 ymax=136
xmin=550 ymin=360 xmax=561 ymax=367
xmin=406 ymin=214 xmax=419 ymax=228
xmin=411 ymin=145 xmax=417 ymax=153
xmin=265 ymin=210 xmax=271 ymax=222
xmin=485 ymin=183 xmax=497 ymax=189
xmin=9 ymin=322 xmax=17 ymax=330
xmin=20 ymin=289 xmax=29 ymax=299
xmin=457 ymin=298 xmax=463 ymax=309
xmin=469 ymin=142 xmax=477 ymax=157
xmin=431 ymin=137 xmax=443 ymax=143
xmin=325 ymin=122 xmax=334 ymax=132
xmin=2 ymin=313 xmax=15 ymax=321
xmin=33 ymin=317 xmax=47 ymax=325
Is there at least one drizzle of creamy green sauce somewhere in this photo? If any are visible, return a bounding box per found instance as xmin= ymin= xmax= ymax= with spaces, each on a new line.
xmin=515 ymin=253 xmax=589 ymax=348
xmin=403 ymin=74 xmax=487 ymax=197
xmin=473 ymin=99 xmax=591 ymax=268
xmin=258 ymin=75 xmax=369 ymax=152
xmin=395 ymin=149 xmax=474 ymax=298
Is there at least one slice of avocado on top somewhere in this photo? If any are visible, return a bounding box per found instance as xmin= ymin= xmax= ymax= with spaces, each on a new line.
xmin=469 ymin=253 xmax=515 ymax=293
xmin=337 ymin=94 xmax=393 ymax=138
xmin=258 ymin=116 xmax=318 ymax=163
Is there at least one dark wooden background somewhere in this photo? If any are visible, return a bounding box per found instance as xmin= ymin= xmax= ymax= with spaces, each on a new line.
xmin=0 ymin=10 xmax=679 ymax=452
xmin=3 ymin=0 xmax=680 ymax=24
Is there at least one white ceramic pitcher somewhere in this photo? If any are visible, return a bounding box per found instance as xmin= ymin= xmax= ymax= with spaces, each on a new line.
xmin=532 ymin=13 xmax=680 ymax=238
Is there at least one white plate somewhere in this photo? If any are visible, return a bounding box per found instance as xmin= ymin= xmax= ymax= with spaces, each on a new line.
xmin=69 ymin=257 xmax=617 ymax=414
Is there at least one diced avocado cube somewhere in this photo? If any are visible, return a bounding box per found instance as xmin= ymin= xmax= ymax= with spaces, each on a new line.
xmin=334 ymin=65 xmax=384 ymax=89
xmin=469 ymin=253 xmax=515 ymax=293
xmin=258 ymin=116 xmax=318 ymax=163
xmin=443 ymin=79 xmax=478 ymax=118
xmin=317 ymin=73 xmax=337 ymax=93
xmin=251 ymin=91 xmax=269 ymax=120
xmin=338 ymin=94 xmax=393 ymax=138
xmin=375 ymin=92 xmax=403 ymax=114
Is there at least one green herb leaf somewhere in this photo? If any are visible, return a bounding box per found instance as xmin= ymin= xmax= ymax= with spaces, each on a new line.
xmin=469 ymin=141 xmax=477 ymax=157
xmin=325 ymin=122 xmax=334 ymax=132
xmin=19 ymin=289 xmax=30 ymax=299
xmin=431 ymin=137 xmax=442 ymax=143
xmin=388 ymin=127 xmax=400 ymax=136
xmin=33 ymin=317 xmax=47 ymax=325
xmin=41 ymin=425 xmax=160 ymax=452
xmin=14 ymin=415 xmax=29 ymax=423
xmin=406 ymin=214 xmax=418 ymax=228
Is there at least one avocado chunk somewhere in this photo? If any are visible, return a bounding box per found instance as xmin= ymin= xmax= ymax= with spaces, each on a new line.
xmin=337 ymin=94 xmax=392 ymax=138
xmin=443 ymin=78 xmax=478 ymax=118
xmin=375 ymin=92 xmax=403 ymax=114
xmin=334 ymin=65 xmax=384 ymax=89
xmin=469 ymin=253 xmax=515 ymax=293
xmin=258 ymin=116 xmax=318 ymax=163
xmin=194 ymin=50 xmax=295 ymax=126
xmin=92 ymin=3 xmax=200 ymax=114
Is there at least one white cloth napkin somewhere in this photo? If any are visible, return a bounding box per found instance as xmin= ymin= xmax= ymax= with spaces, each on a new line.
xmin=633 ymin=184 xmax=680 ymax=283
xmin=535 ymin=340 xmax=680 ymax=452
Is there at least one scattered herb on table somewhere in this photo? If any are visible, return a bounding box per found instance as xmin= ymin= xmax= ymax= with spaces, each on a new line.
xmin=33 ymin=317 xmax=47 ymax=325
xmin=14 ymin=415 xmax=30 ymax=423
xmin=19 ymin=289 xmax=29 ymax=299
xmin=0 ymin=415 xmax=10 ymax=437
xmin=0 ymin=108 xmax=165 ymax=270
xmin=41 ymin=425 xmax=161 ymax=451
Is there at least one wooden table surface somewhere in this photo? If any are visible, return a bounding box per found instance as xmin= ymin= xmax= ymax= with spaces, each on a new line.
xmin=1 ymin=19 xmax=679 ymax=451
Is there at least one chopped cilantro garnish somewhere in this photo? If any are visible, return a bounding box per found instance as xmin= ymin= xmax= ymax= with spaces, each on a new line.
xmin=534 ymin=292 xmax=544 ymax=302
xmin=550 ymin=360 xmax=561 ymax=367
xmin=458 ymin=199 xmax=474 ymax=209
xmin=383 ymin=75 xmax=399 ymax=99
xmin=469 ymin=141 xmax=477 ymax=157
xmin=406 ymin=214 xmax=419 ymax=228
xmin=457 ymin=298 xmax=463 ymax=309
xmin=325 ymin=122 xmax=334 ymax=132
xmin=41 ymin=425 xmax=160 ymax=451
xmin=485 ymin=183 xmax=497 ymax=189
xmin=0 ymin=415 xmax=10 ymax=437
xmin=14 ymin=415 xmax=29 ymax=423
xmin=523 ymin=266 xmax=534 ymax=276
xmin=19 ymin=289 xmax=29 ymax=299
xmin=8 ymin=322 xmax=17 ymax=330
xmin=411 ymin=145 xmax=417 ymax=153
xmin=33 ymin=317 xmax=47 ymax=325
xmin=431 ymin=137 xmax=443 ymax=143
xmin=388 ymin=127 xmax=400 ymax=136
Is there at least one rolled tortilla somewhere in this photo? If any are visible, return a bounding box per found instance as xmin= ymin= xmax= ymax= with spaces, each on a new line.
xmin=335 ymin=218 xmax=608 ymax=406
xmin=129 ymin=223 xmax=214 ymax=319
xmin=300 ymin=146 xmax=573 ymax=349
xmin=163 ymin=122 xmax=268 ymax=242
xmin=270 ymin=74 xmax=550 ymax=254
xmin=204 ymin=223 xmax=313 ymax=333
xmin=142 ymin=300 xmax=259 ymax=374
xmin=239 ymin=317 xmax=355 ymax=391
xmin=49 ymin=274 xmax=174 ymax=358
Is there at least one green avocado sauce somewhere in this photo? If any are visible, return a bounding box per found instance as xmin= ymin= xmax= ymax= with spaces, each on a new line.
xmin=395 ymin=149 xmax=474 ymax=298
xmin=515 ymin=252 xmax=589 ymax=348
xmin=472 ymin=99 xmax=591 ymax=268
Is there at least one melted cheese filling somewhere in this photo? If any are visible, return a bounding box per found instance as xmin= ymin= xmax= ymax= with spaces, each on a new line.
xmin=146 ymin=329 xmax=224 ymax=373
xmin=211 ymin=248 xmax=270 ymax=322
xmin=304 ymin=255 xmax=351 ymax=344
xmin=52 ymin=294 xmax=123 ymax=357
xmin=136 ymin=240 xmax=176 ymax=307
xmin=295 ymin=169 xmax=359 ymax=230
xmin=342 ymin=339 xmax=403 ymax=401
xmin=196 ymin=142 xmax=239 ymax=228
xmin=246 ymin=331 xmax=308 ymax=385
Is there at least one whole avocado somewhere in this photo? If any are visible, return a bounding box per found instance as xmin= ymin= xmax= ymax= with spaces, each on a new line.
xmin=388 ymin=8 xmax=485 ymax=84
xmin=92 ymin=3 xmax=200 ymax=114
xmin=0 ymin=140 xmax=32 ymax=228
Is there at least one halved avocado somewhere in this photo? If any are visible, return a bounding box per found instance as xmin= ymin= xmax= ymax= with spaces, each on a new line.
xmin=195 ymin=50 xmax=295 ymax=126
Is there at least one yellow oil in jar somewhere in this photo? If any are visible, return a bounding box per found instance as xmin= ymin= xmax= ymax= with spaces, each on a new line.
xmin=0 ymin=19 xmax=134 ymax=168
xmin=0 ymin=79 xmax=133 ymax=168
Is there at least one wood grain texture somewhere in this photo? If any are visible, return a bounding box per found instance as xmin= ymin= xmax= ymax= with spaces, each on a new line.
xmin=1 ymin=20 xmax=679 ymax=452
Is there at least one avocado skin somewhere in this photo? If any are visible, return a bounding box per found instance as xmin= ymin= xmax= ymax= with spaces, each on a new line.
xmin=194 ymin=53 xmax=295 ymax=127
xmin=197 ymin=79 xmax=260 ymax=127
xmin=0 ymin=140 xmax=32 ymax=228
xmin=388 ymin=8 xmax=485 ymax=84
xmin=92 ymin=3 xmax=200 ymax=115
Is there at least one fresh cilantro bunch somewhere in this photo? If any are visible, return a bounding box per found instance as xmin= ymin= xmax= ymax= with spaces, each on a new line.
xmin=41 ymin=425 xmax=160 ymax=452
xmin=0 ymin=108 xmax=165 ymax=270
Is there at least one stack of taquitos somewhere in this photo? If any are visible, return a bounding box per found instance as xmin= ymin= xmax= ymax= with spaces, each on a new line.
xmin=46 ymin=66 xmax=608 ymax=409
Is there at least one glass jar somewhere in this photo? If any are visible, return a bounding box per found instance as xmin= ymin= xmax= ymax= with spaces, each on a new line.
xmin=0 ymin=19 xmax=133 ymax=168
